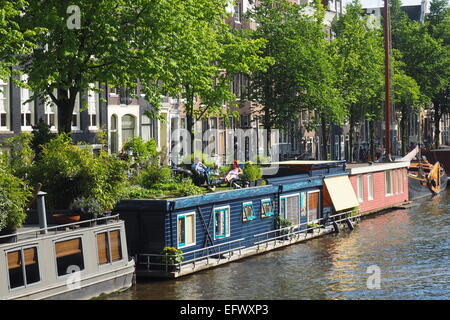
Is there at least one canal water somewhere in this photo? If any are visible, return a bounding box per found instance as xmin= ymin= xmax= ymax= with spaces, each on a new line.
xmin=106 ymin=191 xmax=450 ymax=300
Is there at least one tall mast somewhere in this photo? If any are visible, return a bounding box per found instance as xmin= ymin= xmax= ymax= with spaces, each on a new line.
xmin=383 ymin=0 xmax=392 ymax=162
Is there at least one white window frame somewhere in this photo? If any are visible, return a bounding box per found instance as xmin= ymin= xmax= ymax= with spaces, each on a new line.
xmin=307 ymin=190 xmax=321 ymax=224
xmin=357 ymin=174 xmax=364 ymax=202
xmin=367 ymin=173 xmax=374 ymax=201
xmin=53 ymin=236 xmax=85 ymax=279
xmin=0 ymin=79 xmax=10 ymax=131
xmin=177 ymin=212 xmax=196 ymax=249
xmin=5 ymin=244 xmax=41 ymax=291
xmin=87 ymin=83 xmax=100 ymax=130
xmin=385 ymin=170 xmax=393 ymax=196
xmin=213 ymin=205 xmax=231 ymax=240
xmin=20 ymin=75 xmax=34 ymax=131
xmin=71 ymin=92 xmax=80 ymax=131
xmin=94 ymin=229 xmax=124 ymax=267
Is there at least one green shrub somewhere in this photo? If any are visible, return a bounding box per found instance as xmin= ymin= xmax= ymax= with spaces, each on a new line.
xmin=174 ymin=179 xmax=204 ymax=197
xmin=31 ymin=121 xmax=56 ymax=160
xmin=32 ymin=134 xmax=127 ymax=210
xmin=0 ymin=165 xmax=32 ymax=230
xmin=69 ymin=197 xmax=104 ymax=218
xmin=160 ymin=247 xmax=184 ymax=265
xmin=241 ymin=162 xmax=262 ymax=182
xmin=138 ymin=165 xmax=174 ymax=188
xmin=219 ymin=165 xmax=231 ymax=176
xmin=122 ymin=137 xmax=159 ymax=166
xmin=118 ymin=185 xmax=163 ymax=200
xmin=2 ymin=133 xmax=34 ymax=181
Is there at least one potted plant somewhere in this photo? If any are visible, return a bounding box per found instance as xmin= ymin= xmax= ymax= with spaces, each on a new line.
xmin=69 ymin=197 xmax=104 ymax=224
xmin=275 ymin=216 xmax=294 ymax=240
xmin=0 ymin=168 xmax=31 ymax=243
xmin=306 ymin=223 xmax=321 ymax=234
xmin=241 ymin=162 xmax=263 ymax=187
xmin=160 ymin=247 xmax=184 ymax=272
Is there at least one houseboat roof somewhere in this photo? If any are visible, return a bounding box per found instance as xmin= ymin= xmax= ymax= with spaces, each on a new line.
xmin=346 ymin=161 xmax=410 ymax=175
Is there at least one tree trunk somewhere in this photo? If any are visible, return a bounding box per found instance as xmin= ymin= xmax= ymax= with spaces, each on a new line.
xmin=369 ymin=120 xmax=375 ymax=162
xmin=434 ymin=104 xmax=441 ymax=150
xmin=400 ymin=106 xmax=408 ymax=156
xmin=321 ymin=115 xmax=328 ymax=160
xmin=349 ymin=112 xmax=355 ymax=162
xmin=56 ymin=88 xmax=78 ymax=134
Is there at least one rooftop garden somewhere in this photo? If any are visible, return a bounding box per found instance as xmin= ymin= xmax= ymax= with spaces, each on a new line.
xmin=0 ymin=127 xmax=265 ymax=232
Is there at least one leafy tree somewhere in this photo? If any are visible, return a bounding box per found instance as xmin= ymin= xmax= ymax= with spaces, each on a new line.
xmin=247 ymin=0 xmax=344 ymax=157
xmin=390 ymin=0 xmax=450 ymax=149
xmin=162 ymin=0 xmax=272 ymax=154
xmin=0 ymin=0 xmax=38 ymax=80
xmin=332 ymin=0 xmax=385 ymax=161
xmin=12 ymin=0 xmax=249 ymax=134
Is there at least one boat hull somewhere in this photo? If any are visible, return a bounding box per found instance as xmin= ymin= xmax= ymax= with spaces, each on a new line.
xmin=408 ymin=172 xmax=448 ymax=200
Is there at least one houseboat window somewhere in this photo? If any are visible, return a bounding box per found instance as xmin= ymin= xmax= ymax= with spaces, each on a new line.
xmin=214 ymin=207 xmax=230 ymax=239
xmin=177 ymin=213 xmax=196 ymax=248
xmin=307 ymin=191 xmax=320 ymax=222
xmin=7 ymin=247 xmax=40 ymax=289
xmin=367 ymin=174 xmax=374 ymax=200
xmin=280 ymin=194 xmax=300 ymax=225
xmin=394 ymin=170 xmax=398 ymax=194
xmin=96 ymin=230 xmax=123 ymax=265
xmin=357 ymin=175 xmax=364 ymax=202
xmin=242 ymin=202 xmax=255 ymax=222
xmin=261 ymin=199 xmax=274 ymax=217
xmin=55 ymin=238 xmax=84 ymax=276
xmin=400 ymin=169 xmax=404 ymax=193
xmin=97 ymin=232 xmax=109 ymax=265
xmin=385 ymin=170 xmax=393 ymax=196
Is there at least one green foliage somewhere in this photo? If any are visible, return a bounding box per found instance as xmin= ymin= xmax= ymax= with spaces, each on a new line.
xmin=122 ymin=137 xmax=159 ymax=166
xmin=181 ymin=153 xmax=215 ymax=169
xmin=2 ymin=133 xmax=34 ymax=181
xmin=0 ymin=164 xmax=32 ymax=230
xmin=241 ymin=162 xmax=262 ymax=182
xmin=247 ymin=0 xmax=344 ymax=133
xmin=275 ymin=216 xmax=293 ymax=229
xmin=31 ymin=120 xmax=56 ymax=160
xmin=160 ymin=247 xmax=184 ymax=265
xmin=219 ymin=165 xmax=231 ymax=176
xmin=31 ymin=134 xmax=127 ymax=210
xmin=117 ymin=185 xmax=158 ymax=200
xmin=69 ymin=196 xmax=104 ymax=218
xmin=138 ymin=165 xmax=175 ymax=189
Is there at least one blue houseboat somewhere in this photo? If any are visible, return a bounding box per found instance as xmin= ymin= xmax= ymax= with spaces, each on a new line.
xmin=115 ymin=161 xmax=360 ymax=278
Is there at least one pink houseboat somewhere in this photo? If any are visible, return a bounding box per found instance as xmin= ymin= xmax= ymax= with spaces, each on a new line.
xmin=346 ymin=162 xmax=410 ymax=215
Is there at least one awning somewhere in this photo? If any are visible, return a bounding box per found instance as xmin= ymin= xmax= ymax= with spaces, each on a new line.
xmin=324 ymin=175 xmax=359 ymax=212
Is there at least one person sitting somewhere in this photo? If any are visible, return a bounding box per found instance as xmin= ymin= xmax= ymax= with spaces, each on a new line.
xmin=225 ymin=160 xmax=243 ymax=187
xmin=192 ymin=157 xmax=212 ymax=186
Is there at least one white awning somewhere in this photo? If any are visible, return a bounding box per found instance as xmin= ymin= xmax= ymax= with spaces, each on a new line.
xmin=324 ymin=175 xmax=360 ymax=212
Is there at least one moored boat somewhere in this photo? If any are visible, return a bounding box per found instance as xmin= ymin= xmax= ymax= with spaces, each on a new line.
xmin=0 ymin=214 xmax=135 ymax=300
xmin=400 ymin=146 xmax=447 ymax=200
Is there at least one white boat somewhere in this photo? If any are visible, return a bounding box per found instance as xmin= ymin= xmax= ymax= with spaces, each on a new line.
xmin=0 ymin=215 xmax=135 ymax=300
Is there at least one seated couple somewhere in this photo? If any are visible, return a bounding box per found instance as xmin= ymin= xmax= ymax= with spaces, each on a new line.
xmin=192 ymin=159 xmax=243 ymax=188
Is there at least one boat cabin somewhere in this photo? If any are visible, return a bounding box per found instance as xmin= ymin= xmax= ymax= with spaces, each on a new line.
xmin=0 ymin=216 xmax=135 ymax=300
xmin=116 ymin=160 xmax=360 ymax=277
xmin=346 ymin=162 xmax=410 ymax=215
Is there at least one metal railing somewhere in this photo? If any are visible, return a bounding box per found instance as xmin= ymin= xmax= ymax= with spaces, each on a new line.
xmin=0 ymin=214 xmax=121 ymax=243
xmin=253 ymin=210 xmax=361 ymax=250
xmin=138 ymin=238 xmax=246 ymax=273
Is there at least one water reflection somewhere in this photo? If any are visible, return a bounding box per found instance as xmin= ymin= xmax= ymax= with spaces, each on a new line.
xmin=106 ymin=192 xmax=450 ymax=300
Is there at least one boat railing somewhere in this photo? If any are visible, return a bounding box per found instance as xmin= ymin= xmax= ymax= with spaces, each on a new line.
xmin=253 ymin=210 xmax=360 ymax=250
xmin=138 ymin=238 xmax=246 ymax=273
xmin=0 ymin=214 xmax=121 ymax=243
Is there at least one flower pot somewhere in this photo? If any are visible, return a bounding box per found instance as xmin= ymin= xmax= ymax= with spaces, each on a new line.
xmin=51 ymin=213 xmax=81 ymax=225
